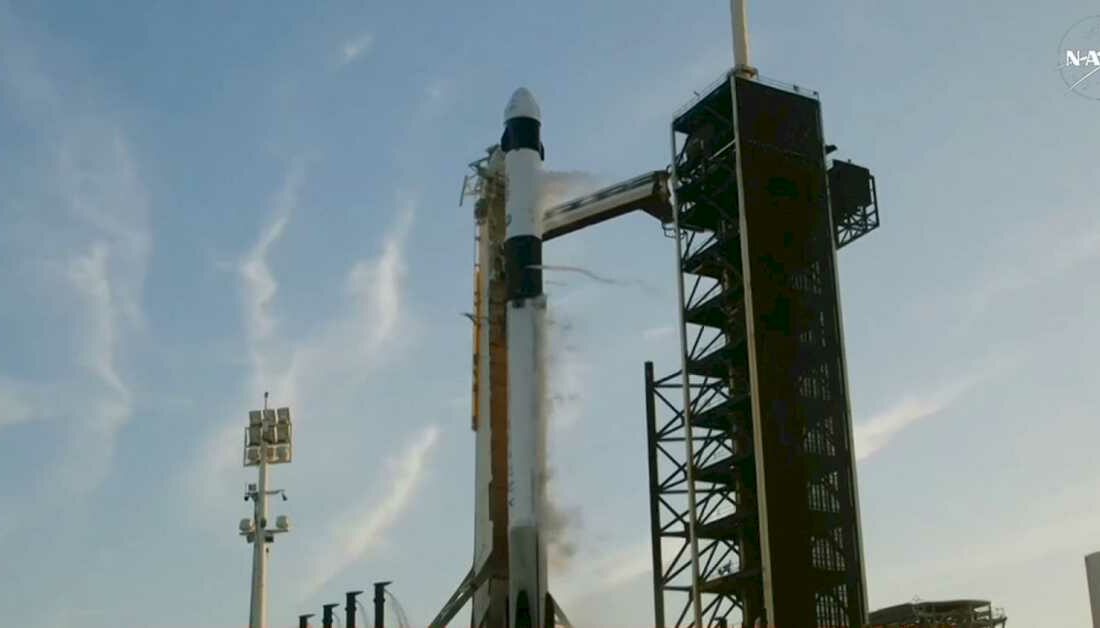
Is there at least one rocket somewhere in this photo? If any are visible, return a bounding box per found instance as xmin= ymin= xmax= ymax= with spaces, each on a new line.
xmin=501 ymin=87 xmax=548 ymax=628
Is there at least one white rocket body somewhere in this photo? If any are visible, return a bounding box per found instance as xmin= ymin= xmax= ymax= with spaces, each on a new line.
xmin=502 ymin=87 xmax=548 ymax=628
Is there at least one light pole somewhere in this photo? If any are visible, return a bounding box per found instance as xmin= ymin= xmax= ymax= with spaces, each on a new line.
xmin=240 ymin=393 xmax=294 ymax=628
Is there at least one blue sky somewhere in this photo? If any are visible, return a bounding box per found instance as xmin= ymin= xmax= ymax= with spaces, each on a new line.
xmin=1 ymin=0 xmax=1099 ymax=626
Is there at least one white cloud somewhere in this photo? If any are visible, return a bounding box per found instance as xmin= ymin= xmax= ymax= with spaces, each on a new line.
xmin=343 ymin=201 xmax=414 ymax=354
xmin=46 ymin=129 xmax=150 ymax=493
xmin=876 ymin=478 xmax=1100 ymax=593
xmin=189 ymin=164 xmax=307 ymax=507
xmin=855 ymin=395 xmax=943 ymax=462
xmin=240 ymin=161 xmax=307 ymax=407
xmin=964 ymin=215 xmax=1100 ymax=321
xmin=188 ymin=176 xmax=418 ymax=521
xmin=854 ymin=355 xmax=1015 ymax=462
xmin=299 ymin=424 xmax=441 ymax=597
xmin=67 ymin=245 xmax=127 ymax=402
xmin=341 ymin=32 xmax=374 ymax=65
xmin=0 ymin=379 xmax=35 ymax=427
xmin=0 ymin=19 xmax=151 ymax=492
xmin=239 ymin=167 xmax=302 ymax=345
xmin=280 ymin=200 xmax=415 ymax=399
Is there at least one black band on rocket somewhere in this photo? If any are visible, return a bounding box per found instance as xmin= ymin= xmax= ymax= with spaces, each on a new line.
xmin=501 ymin=118 xmax=542 ymax=154
xmin=504 ymin=236 xmax=543 ymax=300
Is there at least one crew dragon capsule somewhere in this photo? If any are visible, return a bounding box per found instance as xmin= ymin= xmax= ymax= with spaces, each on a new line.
xmin=501 ymin=87 xmax=549 ymax=628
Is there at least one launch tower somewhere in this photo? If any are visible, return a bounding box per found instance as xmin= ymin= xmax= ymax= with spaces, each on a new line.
xmin=644 ymin=72 xmax=880 ymax=628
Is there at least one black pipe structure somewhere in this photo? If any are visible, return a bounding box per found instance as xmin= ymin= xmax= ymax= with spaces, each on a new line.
xmin=374 ymin=581 xmax=392 ymax=628
xmin=299 ymin=613 xmax=314 ymax=628
xmin=346 ymin=590 xmax=364 ymax=628
xmin=322 ymin=603 xmax=340 ymax=628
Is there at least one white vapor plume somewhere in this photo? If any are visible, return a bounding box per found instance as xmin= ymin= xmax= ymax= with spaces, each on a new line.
xmin=538 ymin=170 xmax=605 ymax=212
xmin=300 ymin=425 xmax=441 ymax=597
xmin=540 ymin=310 xmax=586 ymax=571
xmin=543 ymin=474 xmax=581 ymax=572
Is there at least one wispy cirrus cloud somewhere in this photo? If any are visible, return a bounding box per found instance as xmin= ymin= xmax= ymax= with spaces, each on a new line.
xmin=189 ymin=163 xmax=306 ymax=508
xmin=853 ymin=354 xmax=1017 ymax=462
xmin=188 ymin=165 xmax=420 ymax=527
xmin=299 ymin=424 xmax=440 ymax=597
xmin=47 ymin=130 xmax=150 ymax=494
xmin=874 ymin=476 xmax=1100 ymax=607
xmin=960 ymin=212 xmax=1100 ymax=324
xmin=239 ymin=161 xmax=307 ymax=408
xmin=340 ymin=32 xmax=374 ymax=65
xmin=0 ymin=11 xmax=151 ymax=496
xmin=0 ymin=378 xmax=35 ymax=428
xmin=240 ymin=163 xmax=304 ymax=345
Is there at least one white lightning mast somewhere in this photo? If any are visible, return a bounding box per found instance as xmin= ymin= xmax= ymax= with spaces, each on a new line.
xmin=241 ymin=392 xmax=294 ymax=628
xmin=732 ymin=0 xmax=758 ymax=77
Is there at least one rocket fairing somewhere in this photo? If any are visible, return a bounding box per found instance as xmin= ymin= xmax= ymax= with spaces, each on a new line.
xmin=502 ymin=87 xmax=548 ymax=628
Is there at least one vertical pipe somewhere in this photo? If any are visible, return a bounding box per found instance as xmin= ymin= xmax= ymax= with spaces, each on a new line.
xmin=322 ymin=604 xmax=340 ymax=628
xmin=1087 ymin=552 xmax=1100 ymax=627
xmin=731 ymin=0 xmax=751 ymax=71
xmin=346 ymin=591 xmax=363 ymax=628
xmin=375 ymin=581 xmax=391 ymax=628
xmin=643 ymin=362 xmax=666 ymax=628
xmin=668 ymin=125 xmax=705 ymax=628
xmin=249 ymin=449 xmax=269 ymax=628
xmin=299 ymin=614 xmax=313 ymax=628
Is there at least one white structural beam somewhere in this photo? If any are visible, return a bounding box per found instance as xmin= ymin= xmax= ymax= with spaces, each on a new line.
xmin=542 ymin=170 xmax=670 ymax=241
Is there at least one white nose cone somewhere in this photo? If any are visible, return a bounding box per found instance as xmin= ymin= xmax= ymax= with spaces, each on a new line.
xmin=504 ymin=87 xmax=540 ymax=123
